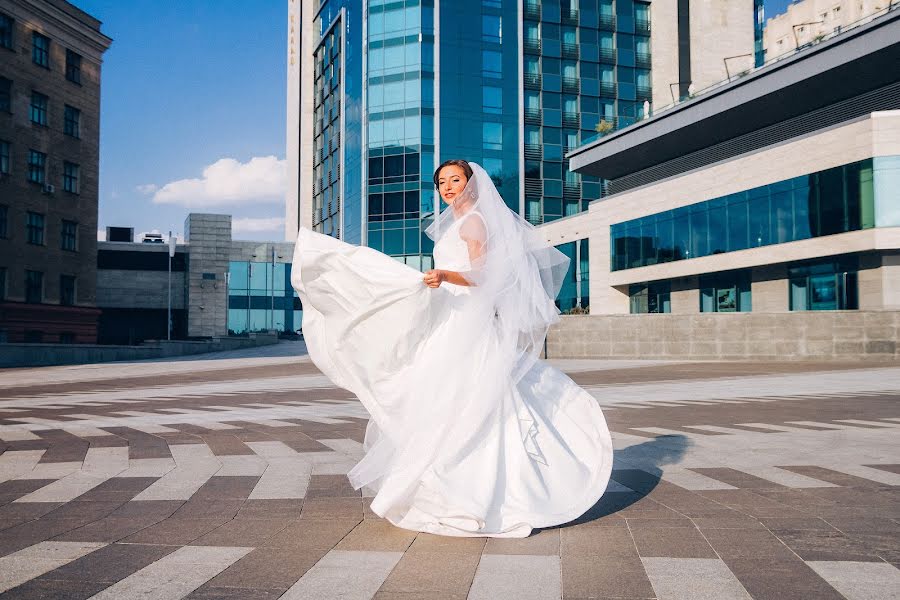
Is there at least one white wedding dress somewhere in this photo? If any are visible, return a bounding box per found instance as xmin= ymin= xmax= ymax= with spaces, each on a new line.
xmin=291 ymin=222 xmax=614 ymax=538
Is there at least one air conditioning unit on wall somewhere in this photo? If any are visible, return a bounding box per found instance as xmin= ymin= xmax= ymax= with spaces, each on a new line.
xmin=43 ymin=183 xmax=55 ymax=194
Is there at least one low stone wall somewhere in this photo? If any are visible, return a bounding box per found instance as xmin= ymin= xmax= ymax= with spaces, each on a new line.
xmin=546 ymin=311 xmax=900 ymax=360
xmin=0 ymin=333 xmax=279 ymax=368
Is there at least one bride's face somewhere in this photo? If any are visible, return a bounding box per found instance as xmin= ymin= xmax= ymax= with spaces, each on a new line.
xmin=437 ymin=165 xmax=468 ymax=205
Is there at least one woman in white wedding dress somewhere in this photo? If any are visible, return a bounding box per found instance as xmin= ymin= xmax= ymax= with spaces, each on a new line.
xmin=290 ymin=160 xmax=613 ymax=538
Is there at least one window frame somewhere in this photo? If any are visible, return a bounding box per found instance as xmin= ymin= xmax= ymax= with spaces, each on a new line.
xmin=65 ymin=49 xmax=82 ymax=84
xmin=24 ymin=269 xmax=43 ymax=304
xmin=0 ymin=13 xmax=12 ymax=50
xmin=60 ymin=274 xmax=76 ymax=306
xmin=27 ymin=149 xmax=46 ymax=184
xmin=0 ymin=139 xmax=9 ymax=174
xmin=63 ymin=105 xmax=80 ymax=138
xmin=31 ymin=31 xmax=50 ymax=68
xmin=26 ymin=211 xmax=45 ymax=245
xmin=61 ymin=219 xmax=78 ymax=251
xmin=63 ymin=161 xmax=80 ymax=194
xmin=30 ymin=91 xmax=48 ymax=126
xmin=0 ymin=77 xmax=10 ymax=112
xmin=0 ymin=204 xmax=7 ymax=238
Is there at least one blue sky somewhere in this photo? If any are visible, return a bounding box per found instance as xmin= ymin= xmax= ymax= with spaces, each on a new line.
xmin=72 ymin=0 xmax=288 ymax=241
xmin=73 ymin=0 xmax=795 ymax=243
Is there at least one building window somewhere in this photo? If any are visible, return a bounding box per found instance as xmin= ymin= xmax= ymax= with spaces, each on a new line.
xmin=0 ymin=77 xmax=9 ymax=112
xmin=65 ymin=49 xmax=82 ymax=84
xmin=25 ymin=269 xmax=43 ymax=303
xmin=0 ymin=13 xmax=12 ymax=50
xmin=0 ymin=140 xmax=8 ymax=174
xmin=611 ymin=158 xmax=877 ymax=271
xmin=30 ymin=91 xmax=48 ymax=126
xmin=60 ymin=274 xmax=76 ymax=306
xmin=700 ymin=270 xmax=752 ymax=312
xmin=61 ymin=219 xmax=77 ymax=251
xmin=27 ymin=150 xmax=46 ymax=183
xmin=63 ymin=162 xmax=79 ymax=193
xmin=32 ymin=32 xmax=50 ymax=68
xmin=483 ymin=86 xmax=502 ymax=114
xmin=789 ymin=259 xmax=858 ymax=311
xmin=64 ymin=105 xmax=80 ymax=138
xmin=0 ymin=204 xmax=7 ymax=238
xmin=482 ymin=49 xmax=502 ymax=78
xmin=0 ymin=266 xmax=6 ymax=300
xmin=482 ymin=15 xmax=501 ymax=42
xmin=629 ymin=282 xmax=671 ymax=313
xmin=26 ymin=211 xmax=44 ymax=245
xmin=483 ymin=122 xmax=502 ymax=150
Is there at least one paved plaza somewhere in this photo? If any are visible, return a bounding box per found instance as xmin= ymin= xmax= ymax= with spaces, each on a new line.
xmin=0 ymin=342 xmax=898 ymax=599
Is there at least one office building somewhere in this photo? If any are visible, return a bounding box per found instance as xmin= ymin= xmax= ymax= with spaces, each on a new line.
xmin=285 ymin=0 xmax=758 ymax=292
xmin=539 ymin=8 xmax=899 ymax=359
xmin=0 ymin=0 xmax=111 ymax=343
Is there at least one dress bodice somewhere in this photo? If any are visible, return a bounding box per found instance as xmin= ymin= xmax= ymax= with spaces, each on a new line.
xmin=432 ymin=218 xmax=472 ymax=272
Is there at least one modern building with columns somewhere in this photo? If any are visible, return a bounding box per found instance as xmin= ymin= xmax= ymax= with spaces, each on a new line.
xmin=540 ymin=8 xmax=900 ymax=359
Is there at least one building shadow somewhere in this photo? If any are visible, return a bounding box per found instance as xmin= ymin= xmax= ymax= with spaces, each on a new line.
xmin=553 ymin=434 xmax=691 ymax=529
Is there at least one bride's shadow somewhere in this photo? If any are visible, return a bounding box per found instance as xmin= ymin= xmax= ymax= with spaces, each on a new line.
xmin=553 ymin=434 xmax=690 ymax=529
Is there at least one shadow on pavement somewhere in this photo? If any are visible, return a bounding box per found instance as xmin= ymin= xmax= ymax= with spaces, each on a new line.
xmin=555 ymin=434 xmax=691 ymax=529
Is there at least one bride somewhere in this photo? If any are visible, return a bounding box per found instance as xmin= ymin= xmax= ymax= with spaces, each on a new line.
xmin=291 ymin=160 xmax=613 ymax=537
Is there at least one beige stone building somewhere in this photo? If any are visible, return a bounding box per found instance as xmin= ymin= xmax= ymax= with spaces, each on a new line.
xmin=650 ymin=0 xmax=761 ymax=110
xmin=0 ymin=0 xmax=111 ymax=343
xmin=544 ymin=10 xmax=900 ymax=360
xmin=764 ymin=0 xmax=893 ymax=58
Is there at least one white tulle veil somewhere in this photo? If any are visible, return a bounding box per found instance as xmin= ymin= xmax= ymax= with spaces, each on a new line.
xmin=425 ymin=161 xmax=570 ymax=382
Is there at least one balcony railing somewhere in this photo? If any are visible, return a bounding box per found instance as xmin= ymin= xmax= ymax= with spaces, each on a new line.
xmin=524 ymin=1 xmax=541 ymax=20
xmin=599 ymin=13 xmax=616 ymax=31
xmin=524 ymin=144 xmax=542 ymax=160
xmin=524 ymin=107 xmax=542 ymax=125
xmin=524 ymin=179 xmax=542 ymax=196
xmin=599 ymin=47 xmax=616 ymax=64
xmin=524 ymin=72 xmax=542 ymax=89
xmin=599 ymin=81 xmax=616 ymax=97
xmin=561 ymin=41 xmax=579 ymax=59
xmin=562 ymin=111 xmax=580 ymax=128
xmin=561 ymin=8 xmax=579 ymax=25
xmin=562 ymin=76 xmax=580 ymax=93
xmin=636 ymin=85 xmax=652 ymax=100
xmin=524 ymin=38 xmax=542 ymax=55
xmin=635 ymin=17 xmax=651 ymax=33
xmin=635 ymin=52 xmax=652 ymax=67
xmin=563 ymin=182 xmax=581 ymax=198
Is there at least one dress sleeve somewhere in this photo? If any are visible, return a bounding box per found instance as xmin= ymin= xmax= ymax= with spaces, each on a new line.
xmin=457 ymin=212 xmax=488 ymax=283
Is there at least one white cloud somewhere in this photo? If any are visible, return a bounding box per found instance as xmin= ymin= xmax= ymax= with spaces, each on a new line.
xmin=232 ymin=217 xmax=285 ymax=234
xmin=136 ymin=183 xmax=158 ymax=195
xmin=152 ymin=156 xmax=286 ymax=207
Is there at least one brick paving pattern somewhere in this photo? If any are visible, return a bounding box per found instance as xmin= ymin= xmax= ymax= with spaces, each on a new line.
xmin=0 ymin=343 xmax=897 ymax=599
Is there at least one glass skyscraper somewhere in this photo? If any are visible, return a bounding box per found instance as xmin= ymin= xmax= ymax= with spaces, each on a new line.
xmin=292 ymin=0 xmax=652 ymax=283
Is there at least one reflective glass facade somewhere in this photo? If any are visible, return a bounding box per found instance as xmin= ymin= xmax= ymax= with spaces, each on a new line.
xmin=366 ymin=0 xmax=435 ymax=268
xmin=227 ymin=261 xmax=303 ymax=334
xmin=629 ymin=281 xmax=670 ymax=313
xmin=789 ymin=258 xmax=859 ymax=312
xmin=556 ymin=238 xmax=589 ymax=311
xmin=523 ymin=0 xmax=650 ymax=225
xmin=440 ymin=1 xmax=520 ymax=214
xmin=700 ymin=269 xmax=752 ymax=312
xmin=314 ymin=1 xmax=363 ymax=244
xmin=611 ymin=158 xmax=879 ymax=271
xmin=307 ymin=0 xmax=655 ymax=273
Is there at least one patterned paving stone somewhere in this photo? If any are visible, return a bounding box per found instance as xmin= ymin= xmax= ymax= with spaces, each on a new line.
xmin=0 ymin=346 xmax=897 ymax=598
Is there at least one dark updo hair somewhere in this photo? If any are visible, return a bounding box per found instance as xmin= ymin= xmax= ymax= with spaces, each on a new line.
xmin=433 ymin=159 xmax=473 ymax=189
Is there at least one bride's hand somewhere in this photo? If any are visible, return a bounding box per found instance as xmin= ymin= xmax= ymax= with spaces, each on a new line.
xmin=423 ymin=269 xmax=445 ymax=288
